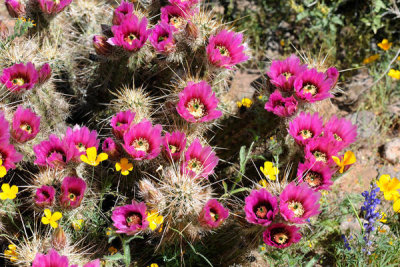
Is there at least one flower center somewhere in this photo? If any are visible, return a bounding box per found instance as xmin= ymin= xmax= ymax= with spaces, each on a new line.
xmin=168 ymin=144 xmax=178 ymax=154
xmin=116 ymin=121 xmax=126 ymax=127
xmin=302 ymin=83 xmax=318 ymax=96
xmin=287 ymin=201 xmax=305 ymax=217
xmin=210 ymin=209 xmax=219 ymax=221
xmin=125 ymin=33 xmax=137 ymax=45
xmin=53 ymin=0 xmax=60 ymax=4
xmin=126 ymin=213 xmax=142 ymax=227
xmin=158 ymin=35 xmax=168 ymax=42
xmin=333 ymin=133 xmax=342 ymax=141
xmin=186 ymin=98 xmax=206 ymax=119
xmin=76 ymin=143 xmax=86 ymax=152
xmin=187 ymin=158 xmax=203 ymax=174
xmin=299 ymin=129 xmax=313 ymax=140
xmin=254 ymin=202 xmax=272 ymax=219
xmin=132 ymin=138 xmax=150 ymax=152
xmin=304 ymin=171 xmax=322 ymax=188
xmin=41 ymin=190 xmax=50 ymax=199
xmin=313 ymin=151 xmax=327 ymax=163
xmin=12 ymin=78 xmax=25 ymax=86
xmin=68 ymin=192 xmax=76 ymax=202
xmin=282 ymin=72 xmax=292 ymax=80
xmin=20 ymin=123 xmax=32 ymax=134
xmin=273 ymin=232 xmax=289 ymax=244
xmin=170 ymin=16 xmax=184 ymax=28
xmin=217 ymin=45 xmax=230 ymax=57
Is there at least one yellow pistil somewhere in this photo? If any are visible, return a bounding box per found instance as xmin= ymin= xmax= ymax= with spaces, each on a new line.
xmin=332 ymin=151 xmax=356 ymax=174
xmin=0 ymin=159 xmax=7 ymax=178
xmin=115 ymin=158 xmax=133 ymax=176
xmin=260 ymin=161 xmax=279 ymax=181
xmin=363 ymin=54 xmax=379 ymax=64
xmin=168 ymin=145 xmax=177 ymax=154
xmin=12 ymin=78 xmax=24 ymax=86
xmin=0 ymin=183 xmax=18 ymax=200
xmin=147 ymin=210 xmax=164 ymax=231
xmin=68 ymin=192 xmax=76 ymax=202
xmin=217 ymin=45 xmax=230 ymax=57
xmin=132 ymin=138 xmax=150 ymax=152
xmin=282 ymin=72 xmax=292 ymax=80
xmin=302 ymin=83 xmax=318 ymax=95
xmin=19 ymin=123 xmax=32 ymax=133
xmin=377 ymin=39 xmax=392 ymax=51
xmin=237 ymin=98 xmax=253 ymax=108
xmin=273 ymin=232 xmax=289 ymax=244
xmin=125 ymin=33 xmax=137 ymax=45
xmin=376 ymin=174 xmax=400 ymax=201
xmin=388 ymin=69 xmax=400 ymax=80
xmin=76 ymin=143 xmax=86 ymax=153
xmin=41 ymin=209 xmax=62 ymax=229
xmin=187 ymin=158 xmax=203 ymax=174
xmin=186 ymin=98 xmax=205 ymax=118
xmin=300 ymin=129 xmax=313 ymax=139
xmin=313 ymin=151 xmax=327 ymax=162
xmin=304 ymin=172 xmax=322 ymax=188
xmin=80 ymin=147 xmax=108 ymax=166
xmin=287 ymin=201 xmax=305 ymax=217
xmin=170 ymin=16 xmax=184 ymax=28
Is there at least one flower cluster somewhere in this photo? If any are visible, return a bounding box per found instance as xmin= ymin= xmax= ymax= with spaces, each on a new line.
xmin=361 ymin=184 xmax=381 ymax=255
xmin=32 ymin=249 xmax=99 ymax=267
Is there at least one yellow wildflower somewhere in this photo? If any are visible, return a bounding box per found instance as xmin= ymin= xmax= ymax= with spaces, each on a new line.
xmin=0 ymin=183 xmax=18 ymax=200
xmin=260 ymin=161 xmax=279 ymax=180
xmin=115 ymin=158 xmax=133 ymax=175
xmin=363 ymin=54 xmax=379 ymax=64
xmin=0 ymin=159 xmax=7 ymax=178
xmin=398 ymin=56 xmax=400 ymax=61
xmin=106 ymin=227 xmax=112 ymax=236
xmin=259 ymin=179 xmax=268 ymax=188
xmin=280 ymin=40 xmax=285 ymax=47
xmin=237 ymin=98 xmax=253 ymax=108
xmin=41 ymin=209 xmax=62 ymax=229
xmin=377 ymin=39 xmax=392 ymax=51
xmin=332 ymin=151 xmax=356 ymax=173
xmin=147 ymin=210 xmax=164 ymax=231
xmin=4 ymin=244 xmax=18 ymax=262
xmin=380 ymin=211 xmax=387 ymax=223
xmin=388 ymin=69 xmax=400 ymax=80
xmin=147 ymin=264 xmax=159 ymax=267
xmin=260 ymin=245 xmax=266 ymax=251
xmin=80 ymin=147 xmax=108 ymax=166
xmin=72 ymin=219 xmax=84 ymax=231
xmin=108 ymin=246 xmax=118 ymax=255
xmin=376 ymin=174 xmax=400 ymax=201
xmin=308 ymin=240 xmax=313 ymax=248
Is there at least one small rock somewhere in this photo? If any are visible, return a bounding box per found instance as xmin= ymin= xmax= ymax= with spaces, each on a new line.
xmin=381 ymin=138 xmax=400 ymax=164
xmin=346 ymin=111 xmax=378 ymax=139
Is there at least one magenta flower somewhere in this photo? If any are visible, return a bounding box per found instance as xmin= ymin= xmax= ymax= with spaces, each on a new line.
xmin=267 ymin=55 xmax=307 ymax=91
xmin=33 ymin=134 xmax=75 ymax=168
xmin=294 ymin=68 xmax=333 ymax=102
xmin=244 ymin=188 xmax=278 ymax=226
xmin=112 ymin=0 xmax=134 ymax=25
xmin=37 ymin=0 xmax=72 ymax=15
xmin=325 ymin=67 xmax=339 ymax=88
xmin=80 ymin=260 xmax=101 ymax=267
xmin=304 ymin=137 xmax=339 ymax=166
xmin=149 ymin=22 xmax=175 ymax=53
xmin=263 ymin=223 xmax=302 ymax=248
xmin=11 ymin=106 xmax=41 ymax=143
xmin=32 ymin=249 xmax=69 ymax=267
xmin=93 ymin=35 xmax=113 ymax=56
xmin=288 ymin=112 xmax=323 ymax=146
xmin=297 ymin=161 xmax=334 ymax=191
xmin=0 ymin=62 xmax=38 ymax=92
xmin=110 ymin=110 xmax=136 ymax=139
xmin=168 ymin=0 xmax=198 ymax=10
xmin=122 ymin=119 xmax=162 ymax=160
xmin=160 ymin=5 xmax=189 ymax=31
xmin=264 ymin=90 xmax=298 ymax=117
xmin=111 ymin=201 xmax=149 ymax=235
xmin=206 ymin=29 xmax=249 ymax=69
xmin=181 ymin=139 xmax=218 ymax=178
xmin=0 ymin=112 xmax=10 ymax=142
xmin=0 ymin=140 xmax=23 ymax=170
xmin=176 ymin=81 xmax=222 ymax=123
xmin=5 ymin=0 xmax=25 ymax=18
xmin=324 ymin=116 xmax=357 ymax=150
xmin=199 ymin=199 xmax=229 ymax=229
xmin=109 ymin=15 xmax=150 ymax=52
xmin=60 ymin=176 xmax=87 ymax=209
xmin=38 ymin=63 xmax=51 ymax=84
xmin=279 ymin=182 xmax=321 ymax=224
xmin=163 ymin=130 xmax=186 ymax=161
xmin=34 ymin=185 xmax=56 ymax=207
xmin=63 ymin=126 xmax=99 ymax=159
xmin=102 ymin=137 xmax=120 ymax=159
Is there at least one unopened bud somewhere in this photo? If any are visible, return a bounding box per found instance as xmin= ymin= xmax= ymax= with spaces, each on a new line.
xmin=5 ymin=0 xmax=25 ymax=18
xmin=0 ymin=21 xmax=9 ymax=40
xmin=51 ymin=227 xmax=67 ymax=250
xmin=38 ymin=63 xmax=52 ymax=84
xmin=93 ymin=35 xmax=113 ymax=56
xmin=185 ymin=20 xmax=198 ymax=39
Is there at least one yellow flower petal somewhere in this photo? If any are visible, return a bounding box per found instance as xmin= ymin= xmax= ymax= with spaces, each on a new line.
xmin=393 ymin=199 xmax=400 ymax=213
xmin=1 ymin=183 xmax=10 ymax=193
xmin=50 ymin=221 xmax=59 ymax=229
xmin=44 ymin=209 xmax=52 ymax=218
xmin=121 ymin=158 xmax=129 ymax=165
xmin=343 ymin=151 xmax=356 ymax=165
xmin=86 ymin=147 xmax=98 ymax=162
xmin=115 ymin=162 xmax=121 ymax=171
xmin=0 ymin=159 xmax=2 ymax=165
xmin=0 ymin=166 xmax=6 ymax=178
xmin=332 ymin=156 xmax=341 ymax=166
xmin=155 ymin=216 xmax=164 ymax=225
xmin=51 ymin=211 xmax=62 ymax=221
xmin=96 ymin=152 xmax=108 ymax=163
xmin=149 ymin=221 xmax=157 ymax=231
xmin=0 ymin=192 xmax=7 ymax=200
xmin=121 ymin=170 xmax=129 ymax=175
xmin=80 ymin=155 xmax=90 ymax=164
xmin=10 ymin=185 xmax=18 ymax=195
xmin=41 ymin=217 xmax=50 ymax=225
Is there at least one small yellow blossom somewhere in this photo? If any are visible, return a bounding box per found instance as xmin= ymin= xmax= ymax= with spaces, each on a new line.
xmin=115 ymin=158 xmax=133 ymax=175
xmin=0 ymin=183 xmax=18 ymax=200
xmin=258 ymin=95 xmax=263 ymax=100
xmin=307 ymin=240 xmax=313 ymax=248
xmin=106 ymin=227 xmax=112 ymax=236
xmin=389 ymin=240 xmax=393 ymax=245
xmin=378 ymin=39 xmax=392 ymax=51
xmin=260 ymin=161 xmax=279 ymax=181
xmin=72 ymin=219 xmax=84 ymax=231
xmin=388 ymin=69 xmax=400 ymax=80
xmin=259 ymin=179 xmax=268 ymax=188
xmin=260 ymin=245 xmax=266 ymax=251
xmin=397 ymin=56 xmax=400 ymax=61
xmin=380 ymin=211 xmax=387 ymax=223
xmin=376 ymin=174 xmax=400 ymax=201
xmin=80 ymin=147 xmax=108 ymax=166
xmin=236 ymin=98 xmax=253 ymax=108
xmin=280 ymin=40 xmax=285 ymax=47
xmin=147 ymin=264 xmax=159 ymax=267
xmin=147 ymin=210 xmax=164 ymax=231
xmin=41 ymin=209 xmax=62 ymax=229
xmin=108 ymin=246 xmax=118 ymax=255
xmin=363 ymin=54 xmax=379 ymax=64
xmin=0 ymin=159 xmax=7 ymax=178
xmin=332 ymin=151 xmax=356 ymax=173
xmin=4 ymin=244 xmax=18 ymax=262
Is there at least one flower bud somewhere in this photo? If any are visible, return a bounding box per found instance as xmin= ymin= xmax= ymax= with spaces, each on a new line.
xmin=51 ymin=227 xmax=67 ymax=250
xmin=185 ymin=20 xmax=198 ymax=39
xmin=5 ymin=0 xmax=25 ymax=18
xmin=0 ymin=21 xmax=9 ymax=40
xmin=38 ymin=63 xmax=52 ymax=84
xmin=93 ymin=35 xmax=113 ymax=56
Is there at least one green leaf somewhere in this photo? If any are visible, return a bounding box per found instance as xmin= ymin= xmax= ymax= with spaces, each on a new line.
xmin=222 ymin=181 xmax=228 ymax=194
xmin=230 ymin=187 xmax=250 ymax=195
xmin=104 ymin=253 xmax=124 ymax=261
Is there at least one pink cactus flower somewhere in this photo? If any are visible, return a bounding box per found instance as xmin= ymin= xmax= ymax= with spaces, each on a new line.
xmin=11 ymin=106 xmax=41 ymax=143
xmin=63 ymin=126 xmax=100 ymax=159
xmin=110 ymin=110 xmax=136 ymax=139
xmin=112 ymin=0 xmax=134 ymax=25
xmin=0 ymin=62 xmax=38 ymax=92
xmin=109 ymin=15 xmax=150 ymax=52
xmin=279 ymin=182 xmax=321 ymax=224
xmin=149 ymin=22 xmax=175 ymax=53
xmin=38 ymin=63 xmax=51 ymax=84
xmin=0 ymin=140 xmax=23 ymax=170
xmin=32 ymin=249 xmax=69 ymax=267
xmin=294 ymin=68 xmax=333 ymax=102
xmin=33 ymin=134 xmax=76 ymax=168
xmin=93 ymin=35 xmax=113 ymax=56
xmin=297 ymin=161 xmax=334 ymax=191
xmin=37 ymin=0 xmax=72 ymax=15
xmin=206 ymin=29 xmax=249 ymax=69
xmin=163 ymin=130 xmax=186 ymax=161
xmin=60 ymin=176 xmax=87 ymax=209
xmin=181 ymin=138 xmax=219 ymax=178
xmin=244 ymin=188 xmax=278 ymax=226
xmin=263 ymin=223 xmax=302 ymax=248
xmin=102 ymin=137 xmax=120 ymax=159
xmin=122 ymin=119 xmax=162 ymax=160
xmin=176 ymin=81 xmax=222 ymax=123
xmin=35 ymin=185 xmax=56 ymax=207
xmin=199 ymin=199 xmax=229 ymax=229
xmin=160 ymin=5 xmax=190 ymax=31
xmin=0 ymin=112 xmax=10 ymax=142
xmin=111 ymin=201 xmax=149 ymax=235
xmin=267 ymin=55 xmax=307 ymax=91
xmin=325 ymin=67 xmax=339 ymax=88
xmin=168 ymin=0 xmax=198 ymax=10
xmin=5 ymin=0 xmax=25 ymax=18
xmin=288 ymin=112 xmax=323 ymax=146
xmin=324 ymin=116 xmax=357 ymax=150
xmin=264 ymin=89 xmax=298 ymax=117
xmin=304 ymin=137 xmax=340 ymax=166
